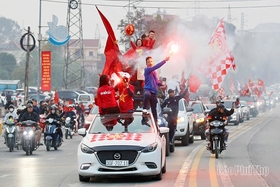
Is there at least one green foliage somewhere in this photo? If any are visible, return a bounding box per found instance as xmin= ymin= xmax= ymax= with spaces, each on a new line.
xmin=0 ymin=52 xmax=18 ymax=79
xmin=0 ymin=17 xmax=22 ymax=45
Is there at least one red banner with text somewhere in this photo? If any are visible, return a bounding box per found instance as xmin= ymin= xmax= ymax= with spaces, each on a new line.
xmin=41 ymin=51 xmax=51 ymax=91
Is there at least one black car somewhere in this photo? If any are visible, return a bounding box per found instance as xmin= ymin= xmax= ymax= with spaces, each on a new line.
xmin=189 ymin=101 xmax=207 ymax=140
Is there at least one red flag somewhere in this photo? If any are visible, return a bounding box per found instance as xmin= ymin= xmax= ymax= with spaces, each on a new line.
xmin=188 ymin=73 xmax=202 ymax=93
xmin=248 ymin=79 xmax=254 ymax=87
xmin=197 ymin=19 xmax=235 ymax=91
xmin=54 ymin=90 xmax=59 ymax=104
xmin=96 ymin=6 xmax=123 ymax=76
xmin=230 ymin=79 xmax=235 ymax=93
xmin=258 ymin=79 xmax=264 ymax=86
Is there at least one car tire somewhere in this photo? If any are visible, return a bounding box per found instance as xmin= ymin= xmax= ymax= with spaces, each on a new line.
xmin=181 ymin=127 xmax=190 ymax=146
xmin=162 ymin=157 xmax=166 ymax=174
xmin=189 ymin=129 xmax=194 ymax=143
xmin=165 ymin=133 xmax=170 ymax=157
xmin=79 ymin=175 xmax=90 ymax=182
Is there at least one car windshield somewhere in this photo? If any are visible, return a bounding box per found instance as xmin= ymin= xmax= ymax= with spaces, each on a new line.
xmin=79 ymin=95 xmax=90 ymax=101
xmin=239 ymin=96 xmax=255 ymax=102
xmin=89 ymin=113 xmax=155 ymax=134
xmin=240 ymin=101 xmax=247 ymax=106
xmin=191 ymin=103 xmax=203 ymax=113
xmin=223 ymin=101 xmax=234 ymax=108
xmin=205 ymin=104 xmax=216 ymax=110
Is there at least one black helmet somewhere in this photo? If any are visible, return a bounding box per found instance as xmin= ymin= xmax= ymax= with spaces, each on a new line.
xmin=26 ymin=103 xmax=33 ymax=108
xmin=26 ymin=100 xmax=33 ymax=104
xmin=217 ymin=104 xmax=225 ymax=109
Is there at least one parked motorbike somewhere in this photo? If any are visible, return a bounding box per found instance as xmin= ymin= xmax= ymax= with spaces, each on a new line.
xmin=208 ymin=120 xmax=226 ymax=159
xmin=20 ymin=120 xmax=38 ymax=155
xmin=5 ymin=121 xmax=18 ymax=152
xmin=64 ymin=116 xmax=75 ymax=139
xmin=44 ymin=118 xmax=62 ymax=151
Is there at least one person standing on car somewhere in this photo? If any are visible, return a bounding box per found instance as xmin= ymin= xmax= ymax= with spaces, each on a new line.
xmin=96 ymin=74 xmax=120 ymax=115
xmin=161 ymin=86 xmax=189 ymax=144
xmin=142 ymin=56 xmax=170 ymax=122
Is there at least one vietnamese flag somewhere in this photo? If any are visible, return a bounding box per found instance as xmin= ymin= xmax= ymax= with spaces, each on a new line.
xmin=188 ymin=73 xmax=202 ymax=93
xmin=248 ymin=79 xmax=254 ymax=87
xmin=258 ymin=79 xmax=265 ymax=87
xmin=96 ymin=6 xmax=123 ymax=76
xmin=54 ymin=90 xmax=59 ymax=104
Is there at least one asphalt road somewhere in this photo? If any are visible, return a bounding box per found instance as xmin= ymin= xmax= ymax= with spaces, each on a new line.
xmin=0 ymin=105 xmax=279 ymax=187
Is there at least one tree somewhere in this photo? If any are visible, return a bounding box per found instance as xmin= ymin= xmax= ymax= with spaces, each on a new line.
xmin=0 ymin=52 xmax=17 ymax=79
xmin=0 ymin=17 xmax=22 ymax=45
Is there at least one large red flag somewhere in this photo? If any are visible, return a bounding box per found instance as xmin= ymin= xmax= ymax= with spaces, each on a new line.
xmin=188 ymin=73 xmax=202 ymax=93
xmin=197 ymin=19 xmax=235 ymax=91
xmin=96 ymin=6 xmax=123 ymax=76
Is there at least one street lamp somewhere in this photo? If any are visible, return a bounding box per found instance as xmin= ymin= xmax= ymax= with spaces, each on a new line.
xmin=37 ymin=0 xmax=43 ymax=102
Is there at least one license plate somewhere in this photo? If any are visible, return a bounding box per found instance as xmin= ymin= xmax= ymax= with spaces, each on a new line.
xmin=106 ymin=160 xmax=129 ymax=166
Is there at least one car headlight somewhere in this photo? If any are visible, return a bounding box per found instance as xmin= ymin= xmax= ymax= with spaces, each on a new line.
xmin=141 ymin=142 xmax=158 ymax=153
xmin=81 ymin=143 xmax=95 ymax=154
xmin=177 ymin=116 xmax=185 ymax=123
xmin=195 ymin=118 xmax=204 ymax=123
xmin=250 ymin=105 xmax=254 ymax=108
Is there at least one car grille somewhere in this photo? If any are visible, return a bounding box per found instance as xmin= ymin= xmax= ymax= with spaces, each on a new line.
xmin=97 ymin=150 xmax=139 ymax=165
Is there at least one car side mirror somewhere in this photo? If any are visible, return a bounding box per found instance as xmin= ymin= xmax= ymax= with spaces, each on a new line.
xmin=162 ymin=107 xmax=172 ymax=114
xmin=78 ymin=128 xmax=87 ymax=137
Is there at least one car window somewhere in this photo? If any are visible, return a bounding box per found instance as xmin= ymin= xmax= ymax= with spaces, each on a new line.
xmin=89 ymin=113 xmax=155 ymax=134
xmin=239 ymin=97 xmax=254 ymax=102
xmin=223 ymin=101 xmax=233 ymax=108
xmin=192 ymin=103 xmax=203 ymax=113
xmin=79 ymin=95 xmax=90 ymax=101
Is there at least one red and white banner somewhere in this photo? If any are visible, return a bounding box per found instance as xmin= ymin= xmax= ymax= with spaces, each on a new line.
xmin=41 ymin=51 xmax=51 ymax=92
xmin=198 ymin=19 xmax=235 ymax=91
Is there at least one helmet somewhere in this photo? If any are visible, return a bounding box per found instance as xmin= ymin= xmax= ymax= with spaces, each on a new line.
xmin=217 ymin=104 xmax=225 ymax=109
xmin=26 ymin=100 xmax=33 ymax=104
xmin=26 ymin=103 xmax=33 ymax=108
xmin=8 ymin=104 xmax=15 ymax=109
xmin=216 ymin=100 xmax=224 ymax=104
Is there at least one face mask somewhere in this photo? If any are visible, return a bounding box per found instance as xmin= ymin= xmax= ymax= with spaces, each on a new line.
xmin=9 ymin=108 xmax=14 ymax=112
xmin=51 ymin=110 xmax=55 ymax=114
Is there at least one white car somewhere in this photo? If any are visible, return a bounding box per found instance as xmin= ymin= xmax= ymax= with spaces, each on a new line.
xmin=77 ymin=112 xmax=168 ymax=182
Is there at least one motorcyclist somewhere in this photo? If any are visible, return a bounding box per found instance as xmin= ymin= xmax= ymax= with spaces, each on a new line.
xmin=18 ymin=103 xmax=43 ymax=146
xmin=205 ymin=104 xmax=230 ymax=149
xmin=161 ymin=86 xmax=189 ymax=145
xmin=75 ymin=102 xmax=85 ymax=128
xmin=210 ymin=100 xmax=235 ymax=116
xmin=60 ymin=104 xmax=76 ymax=132
xmin=18 ymin=100 xmax=39 ymax=121
xmin=45 ymin=105 xmax=63 ymax=142
xmin=2 ymin=105 xmax=19 ymax=144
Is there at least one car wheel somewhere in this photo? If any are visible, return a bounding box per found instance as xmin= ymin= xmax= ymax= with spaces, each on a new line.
xmin=162 ymin=157 xmax=166 ymax=174
xmin=164 ymin=133 xmax=170 ymax=157
xmin=170 ymin=141 xmax=175 ymax=153
xmin=189 ymin=129 xmax=194 ymax=143
xmin=154 ymin=166 xmax=163 ymax=180
xmin=79 ymin=175 xmax=90 ymax=182
xmin=181 ymin=127 xmax=190 ymax=146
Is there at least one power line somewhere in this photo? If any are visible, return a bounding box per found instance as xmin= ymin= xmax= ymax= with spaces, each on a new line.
xmin=42 ymin=0 xmax=280 ymax=10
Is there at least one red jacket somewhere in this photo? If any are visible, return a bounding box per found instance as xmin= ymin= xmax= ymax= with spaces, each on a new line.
xmin=97 ymin=85 xmax=118 ymax=114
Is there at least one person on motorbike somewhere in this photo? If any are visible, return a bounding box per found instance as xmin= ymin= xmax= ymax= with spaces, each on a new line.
xmin=18 ymin=100 xmax=39 ymax=121
xmin=161 ymin=86 xmax=189 ymax=145
xmin=205 ymin=104 xmax=230 ymax=150
xmin=2 ymin=105 xmax=19 ymax=144
xmin=46 ymin=105 xmax=63 ymax=142
xmin=60 ymin=104 xmax=76 ymax=132
xmin=18 ymin=103 xmax=43 ymax=146
xmin=210 ymin=100 xmax=235 ymax=116
xmin=75 ymin=102 xmax=85 ymax=128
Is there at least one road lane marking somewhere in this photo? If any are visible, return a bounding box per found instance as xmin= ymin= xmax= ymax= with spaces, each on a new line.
xmin=174 ymin=143 xmax=205 ymax=187
xmin=188 ymin=147 xmax=205 ymax=187
xmin=0 ymin=174 xmax=10 ymax=178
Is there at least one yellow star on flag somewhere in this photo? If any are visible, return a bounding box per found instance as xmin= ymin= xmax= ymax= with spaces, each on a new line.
xmin=120 ymin=94 xmax=127 ymax=102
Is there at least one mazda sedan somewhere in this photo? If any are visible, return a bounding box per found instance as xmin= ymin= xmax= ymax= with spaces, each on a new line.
xmin=77 ymin=112 xmax=168 ymax=182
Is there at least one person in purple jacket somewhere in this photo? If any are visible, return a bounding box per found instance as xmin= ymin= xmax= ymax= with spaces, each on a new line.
xmin=142 ymin=55 xmax=170 ymax=122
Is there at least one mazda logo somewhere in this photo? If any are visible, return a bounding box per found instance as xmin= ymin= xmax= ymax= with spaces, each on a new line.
xmin=113 ymin=153 xmax=121 ymax=160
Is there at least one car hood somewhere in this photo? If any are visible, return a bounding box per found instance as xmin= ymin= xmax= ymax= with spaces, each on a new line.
xmin=82 ymin=132 xmax=158 ymax=147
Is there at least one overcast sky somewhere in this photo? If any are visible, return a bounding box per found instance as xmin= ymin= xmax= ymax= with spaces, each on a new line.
xmin=1 ymin=0 xmax=280 ymax=41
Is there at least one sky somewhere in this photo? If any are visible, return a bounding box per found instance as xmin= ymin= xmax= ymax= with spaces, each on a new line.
xmin=1 ymin=0 xmax=280 ymax=82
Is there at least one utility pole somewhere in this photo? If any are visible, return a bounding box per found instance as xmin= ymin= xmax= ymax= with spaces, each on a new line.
xmin=24 ymin=27 xmax=31 ymax=103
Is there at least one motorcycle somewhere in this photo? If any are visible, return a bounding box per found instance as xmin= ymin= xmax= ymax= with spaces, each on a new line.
xmin=44 ymin=118 xmax=62 ymax=151
xmin=64 ymin=116 xmax=75 ymax=139
xmin=208 ymin=120 xmax=226 ymax=159
xmin=5 ymin=121 xmax=18 ymax=152
xmin=20 ymin=120 xmax=38 ymax=155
